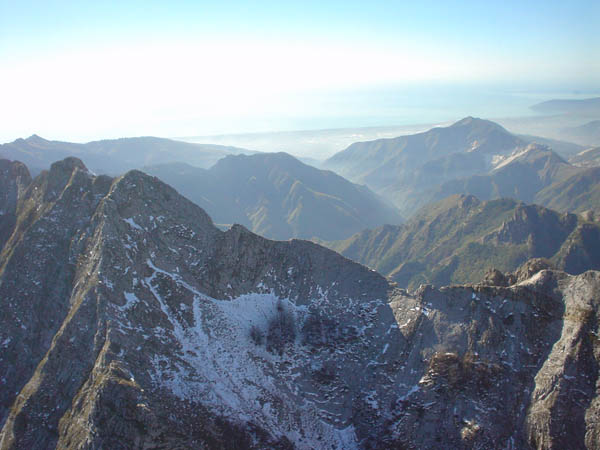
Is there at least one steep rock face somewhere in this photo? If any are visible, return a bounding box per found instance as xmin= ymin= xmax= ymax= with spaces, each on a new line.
xmin=0 ymin=158 xmax=111 ymax=433
xmin=524 ymin=271 xmax=600 ymax=449
xmin=553 ymin=223 xmax=600 ymax=274
xmin=0 ymin=159 xmax=31 ymax=249
xmin=385 ymin=269 xmax=600 ymax=449
xmin=0 ymin=158 xmax=599 ymax=449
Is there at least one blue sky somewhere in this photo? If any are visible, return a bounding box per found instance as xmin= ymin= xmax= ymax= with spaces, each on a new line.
xmin=1 ymin=0 xmax=598 ymax=141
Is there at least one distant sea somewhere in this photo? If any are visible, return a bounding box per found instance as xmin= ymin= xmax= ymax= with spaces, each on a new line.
xmin=180 ymin=83 xmax=600 ymax=160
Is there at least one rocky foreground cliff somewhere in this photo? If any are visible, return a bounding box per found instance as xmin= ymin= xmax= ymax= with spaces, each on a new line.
xmin=0 ymin=158 xmax=598 ymax=449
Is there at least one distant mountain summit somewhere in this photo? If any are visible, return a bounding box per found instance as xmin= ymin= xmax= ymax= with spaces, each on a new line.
xmin=324 ymin=117 xmax=599 ymax=217
xmin=325 ymin=117 xmax=523 ymax=182
xmin=324 ymin=117 xmax=526 ymax=215
xmin=145 ymin=152 xmax=402 ymax=241
xmin=0 ymin=157 xmax=598 ymax=448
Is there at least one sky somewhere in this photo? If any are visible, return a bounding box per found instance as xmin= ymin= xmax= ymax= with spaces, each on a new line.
xmin=1 ymin=0 xmax=599 ymax=142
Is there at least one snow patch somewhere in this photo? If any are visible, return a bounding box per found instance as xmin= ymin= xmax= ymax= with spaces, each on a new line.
xmin=140 ymin=260 xmax=360 ymax=449
xmin=120 ymin=291 xmax=140 ymax=310
xmin=123 ymin=217 xmax=143 ymax=231
xmin=399 ymin=384 xmax=420 ymax=400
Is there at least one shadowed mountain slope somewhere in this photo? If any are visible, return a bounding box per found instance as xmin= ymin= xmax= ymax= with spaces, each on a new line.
xmin=144 ymin=152 xmax=403 ymax=241
xmin=535 ymin=167 xmax=600 ymax=214
xmin=323 ymin=194 xmax=600 ymax=290
xmin=0 ymin=160 xmax=32 ymax=249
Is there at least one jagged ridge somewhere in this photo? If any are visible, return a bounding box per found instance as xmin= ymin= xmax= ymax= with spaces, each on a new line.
xmin=323 ymin=194 xmax=600 ymax=290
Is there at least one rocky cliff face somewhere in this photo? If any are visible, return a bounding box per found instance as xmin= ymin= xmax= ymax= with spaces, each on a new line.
xmin=0 ymin=159 xmax=31 ymax=248
xmin=386 ymin=268 xmax=600 ymax=449
xmin=0 ymin=158 xmax=598 ymax=449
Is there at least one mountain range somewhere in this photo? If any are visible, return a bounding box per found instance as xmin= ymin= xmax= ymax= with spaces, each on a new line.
xmin=0 ymin=113 xmax=598 ymax=449
xmin=324 ymin=117 xmax=600 ymax=217
xmin=3 ymin=117 xmax=597 ymax=227
xmin=0 ymin=157 xmax=599 ymax=449
xmin=322 ymin=194 xmax=600 ymax=290
xmin=0 ymin=134 xmax=254 ymax=176
xmin=144 ymin=152 xmax=402 ymax=241
xmin=0 ymin=158 xmax=600 ymax=449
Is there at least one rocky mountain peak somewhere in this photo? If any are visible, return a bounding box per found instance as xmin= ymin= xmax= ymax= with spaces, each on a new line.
xmin=457 ymin=193 xmax=480 ymax=209
xmin=455 ymin=115 xmax=476 ymax=123
xmin=450 ymin=116 xmax=508 ymax=133
xmin=0 ymin=159 xmax=31 ymax=182
xmin=324 ymin=117 xmax=529 ymax=216
xmin=482 ymin=257 xmax=556 ymax=286
xmin=42 ymin=156 xmax=91 ymax=203
xmin=25 ymin=134 xmax=48 ymax=145
xmin=49 ymin=155 xmax=88 ymax=174
xmin=108 ymin=168 xmax=217 ymax=236
xmin=451 ymin=115 xmax=480 ymax=127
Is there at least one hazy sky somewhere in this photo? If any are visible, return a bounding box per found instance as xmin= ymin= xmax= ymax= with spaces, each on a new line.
xmin=1 ymin=0 xmax=598 ymax=142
